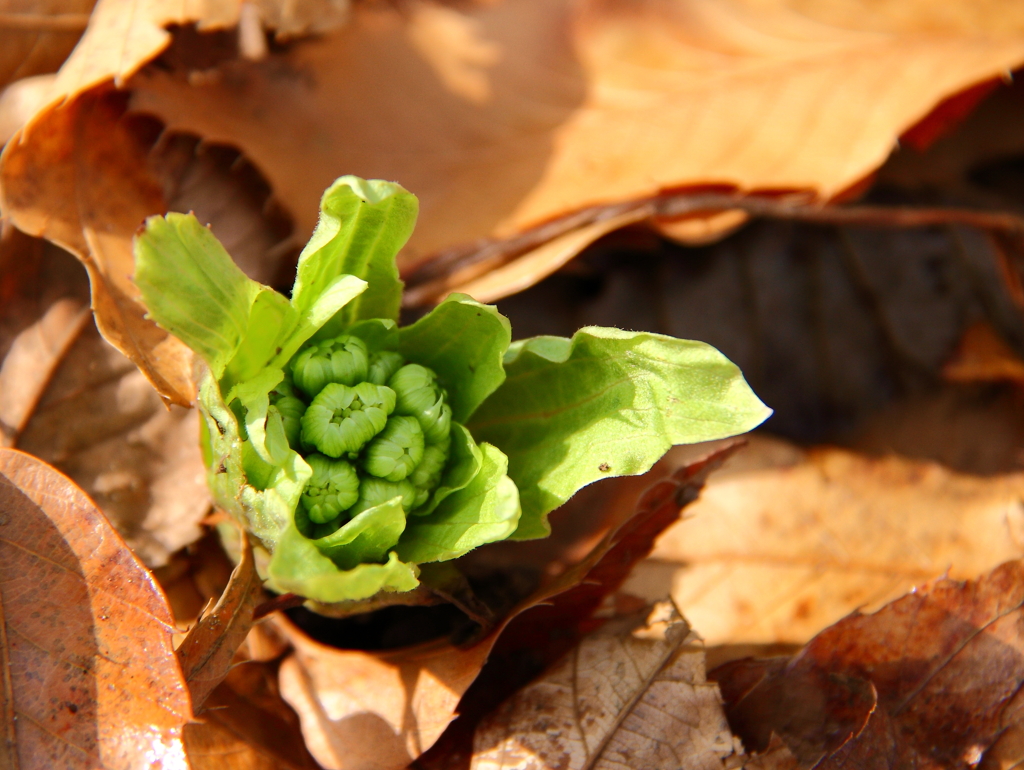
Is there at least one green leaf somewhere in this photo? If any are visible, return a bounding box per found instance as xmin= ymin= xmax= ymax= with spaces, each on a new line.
xmin=198 ymin=369 xmax=311 ymax=549
xmin=134 ymin=213 xmax=261 ymax=379
xmin=223 ymin=289 xmax=298 ymax=388
xmin=293 ymin=177 xmax=417 ymax=332
xmin=267 ymin=524 xmax=419 ymax=603
xmin=396 ymin=442 xmax=520 ymax=563
xmin=467 ymin=327 xmax=771 ymax=539
xmin=308 ymin=498 xmax=407 ymax=570
xmin=399 ymin=294 xmax=511 ymax=423
xmin=224 ymin=367 xmax=286 ymax=465
xmin=269 ymin=274 xmax=368 ymax=369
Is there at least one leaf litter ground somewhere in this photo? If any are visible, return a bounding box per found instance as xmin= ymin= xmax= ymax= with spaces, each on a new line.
xmin=6 ymin=3 xmax=1024 ymax=769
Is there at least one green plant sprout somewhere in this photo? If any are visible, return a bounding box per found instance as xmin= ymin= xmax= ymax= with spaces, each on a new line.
xmin=133 ymin=176 xmax=771 ymax=608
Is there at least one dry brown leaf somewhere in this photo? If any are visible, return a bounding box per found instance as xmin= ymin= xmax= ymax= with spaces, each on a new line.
xmin=275 ymin=614 xmax=495 ymax=770
xmin=13 ymin=318 xmax=210 ymax=565
xmin=0 ymin=227 xmax=209 ymax=565
xmin=0 ymin=296 xmax=90 ymax=447
xmin=712 ymin=559 xmax=1024 ymax=768
xmin=0 ymin=73 xmax=59 ymax=145
xmin=274 ymin=447 xmax=735 ymax=770
xmin=942 ymin=319 xmax=1024 ymax=385
xmin=176 ymin=528 xmax=261 ymax=710
xmin=53 ymin=0 xmax=239 ymax=98
xmin=129 ymin=0 xmax=1024 ymax=281
xmin=621 ymin=435 xmax=1024 ymax=646
xmin=0 ymin=447 xmax=192 ymax=768
xmin=470 ymin=602 xmax=739 ymax=770
xmin=0 ymin=89 xmax=195 ymax=405
xmin=0 ymin=0 xmax=94 ymax=91
xmin=184 ymin=665 xmax=321 ymax=770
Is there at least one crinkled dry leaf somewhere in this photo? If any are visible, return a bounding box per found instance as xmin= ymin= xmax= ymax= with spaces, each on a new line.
xmin=0 ymin=447 xmax=191 ymax=769
xmin=622 ymin=435 xmax=1024 ymax=646
xmin=470 ymin=602 xmax=739 ymax=770
xmin=275 ymin=447 xmax=736 ymax=770
xmin=176 ymin=528 xmax=260 ymax=709
xmin=275 ymin=617 xmax=494 ymax=770
xmin=130 ymin=0 xmax=1024 ymax=278
xmin=2 ymin=95 xmax=298 ymax=408
xmin=0 ymin=74 xmax=58 ymax=145
xmin=0 ymin=89 xmax=195 ymax=404
xmin=712 ymin=559 xmax=1024 ymax=769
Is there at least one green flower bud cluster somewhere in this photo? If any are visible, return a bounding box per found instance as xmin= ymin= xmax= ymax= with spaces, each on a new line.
xmin=283 ymin=334 xmax=453 ymax=530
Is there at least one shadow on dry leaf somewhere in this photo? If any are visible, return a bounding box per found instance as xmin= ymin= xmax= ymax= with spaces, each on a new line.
xmin=712 ymin=558 xmax=1024 ymax=768
xmin=0 ymin=448 xmax=191 ymax=768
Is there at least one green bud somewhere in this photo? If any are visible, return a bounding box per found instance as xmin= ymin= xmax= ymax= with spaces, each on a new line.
xmin=301 ymin=382 xmax=396 ymax=457
xmin=270 ymin=395 xmax=306 ymax=449
xmin=300 ymin=453 xmax=360 ymax=524
xmin=366 ymin=351 xmax=405 ymax=386
xmin=349 ymin=477 xmax=417 ymax=516
xmin=363 ymin=415 xmax=424 ymax=482
xmin=389 ymin=364 xmax=441 ymax=415
xmin=408 ymin=437 xmax=450 ymax=493
xmin=291 ymin=335 xmax=369 ymax=397
xmin=418 ymin=397 xmax=452 ymax=444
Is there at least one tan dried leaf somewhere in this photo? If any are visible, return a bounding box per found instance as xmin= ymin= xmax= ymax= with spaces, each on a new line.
xmin=275 ymin=615 xmax=494 ymax=770
xmin=471 ymin=602 xmax=739 ymax=770
xmin=53 ymin=0 xmax=239 ymax=98
xmin=130 ymin=0 xmax=1024 ymax=282
xmin=0 ymin=448 xmax=192 ymax=769
xmin=623 ymin=436 xmax=1024 ymax=646
xmin=0 ymin=296 xmax=90 ymax=447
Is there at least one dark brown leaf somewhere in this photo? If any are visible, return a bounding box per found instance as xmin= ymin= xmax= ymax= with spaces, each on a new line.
xmin=0 ymin=448 xmax=191 ymax=769
xmin=712 ymin=559 xmax=1024 ymax=769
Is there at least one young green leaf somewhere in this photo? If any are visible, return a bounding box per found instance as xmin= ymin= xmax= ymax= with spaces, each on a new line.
xmin=309 ymin=498 xmax=408 ymax=570
xmin=468 ymin=327 xmax=772 ymax=539
xmin=267 ymin=523 xmax=419 ymax=602
xmin=399 ymin=293 xmax=511 ymax=423
xmin=396 ymin=442 xmax=520 ymax=564
xmin=134 ymin=213 xmax=260 ymax=379
xmin=293 ymin=177 xmax=418 ymax=333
